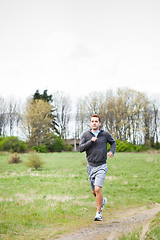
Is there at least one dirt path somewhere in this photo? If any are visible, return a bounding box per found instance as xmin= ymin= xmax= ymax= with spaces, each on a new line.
xmin=56 ymin=203 xmax=160 ymax=240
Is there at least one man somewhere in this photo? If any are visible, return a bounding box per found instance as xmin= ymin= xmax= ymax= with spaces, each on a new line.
xmin=79 ymin=114 xmax=116 ymax=221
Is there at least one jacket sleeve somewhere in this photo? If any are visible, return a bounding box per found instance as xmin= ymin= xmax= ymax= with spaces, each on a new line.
xmin=78 ymin=133 xmax=93 ymax=153
xmin=107 ymin=132 xmax=116 ymax=155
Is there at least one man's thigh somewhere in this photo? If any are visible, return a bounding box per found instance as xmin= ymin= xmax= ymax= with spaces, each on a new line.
xmin=87 ymin=164 xmax=108 ymax=190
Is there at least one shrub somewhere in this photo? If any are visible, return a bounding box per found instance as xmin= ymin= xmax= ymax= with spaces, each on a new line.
xmin=52 ymin=136 xmax=65 ymax=152
xmin=7 ymin=152 xmax=21 ymax=164
xmin=45 ymin=134 xmax=65 ymax=152
xmin=25 ymin=152 xmax=45 ymax=170
xmin=0 ymin=136 xmax=26 ymax=153
xmin=115 ymin=140 xmax=134 ymax=152
xmin=0 ymin=138 xmax=4 ymax=151
xmin=134 ymin=144 xmax=147 ymax=152
xmin=32 ymin=145 xmax=48 ymax=153
xmin=65 ymin=144 xmax=73 ymax=151
xmin=31 ymin=135 xmax=67 ymax=152
xmin=108 ymin=139 xmax=148 ymax=153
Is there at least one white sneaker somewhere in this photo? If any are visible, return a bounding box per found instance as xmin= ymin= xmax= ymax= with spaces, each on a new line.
xmin=94 ymin=211 xmax=102 ymax=221
xmin=101 ymin=197 xmax=107 ymax=212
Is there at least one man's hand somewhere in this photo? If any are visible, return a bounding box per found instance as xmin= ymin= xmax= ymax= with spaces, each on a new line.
xmin=91 ymin=137 xmax=98 ymax=142
xmin=107 ymin=152 xmax=114 ymax=157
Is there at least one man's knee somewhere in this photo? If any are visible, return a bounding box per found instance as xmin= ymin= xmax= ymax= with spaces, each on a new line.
xmin=92 ymin=190 xmax=96 ymax=196
xmin=95 ymin=185 xmax=101 ymax=194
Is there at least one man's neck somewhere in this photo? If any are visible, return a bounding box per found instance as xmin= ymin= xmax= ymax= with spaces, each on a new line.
xmin=91 ymin=129 xmax=100 ymax=132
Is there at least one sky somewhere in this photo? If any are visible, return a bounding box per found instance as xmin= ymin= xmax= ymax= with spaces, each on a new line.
xmin=0 ymin=0 xmax=160 ymax=102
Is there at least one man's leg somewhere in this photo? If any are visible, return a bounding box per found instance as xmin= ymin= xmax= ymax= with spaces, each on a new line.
xmin=92 ymin=186 xmax=103 ymax=212
xmin=95 ymin=185 xmax=103 ymax=212
xmin=92 ymin=190 xmax=96 ymax=197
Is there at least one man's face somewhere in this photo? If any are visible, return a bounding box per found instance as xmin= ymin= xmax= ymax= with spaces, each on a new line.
xmin=90 ymin=117 xmax=101 ymax=131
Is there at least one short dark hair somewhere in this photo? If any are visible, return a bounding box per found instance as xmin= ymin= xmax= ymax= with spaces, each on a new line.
xmin=90 ymin=114 xmax=101 ymax=122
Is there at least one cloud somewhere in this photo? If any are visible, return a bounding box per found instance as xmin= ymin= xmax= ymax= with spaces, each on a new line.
xmin=0 ymin=61 xmax=20 ymax=73
xmin=70 ymin=43 xmax=95 ymax=58
xmin=42 ymin=31 xmax=80 ymax=60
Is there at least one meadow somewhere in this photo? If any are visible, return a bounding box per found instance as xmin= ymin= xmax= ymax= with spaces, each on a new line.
xmin=0 ymin=151 xmax=160 ymax=239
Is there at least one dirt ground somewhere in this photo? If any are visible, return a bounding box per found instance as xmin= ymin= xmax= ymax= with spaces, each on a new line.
xmin=55 ymin=203 xmax=160 ymax=240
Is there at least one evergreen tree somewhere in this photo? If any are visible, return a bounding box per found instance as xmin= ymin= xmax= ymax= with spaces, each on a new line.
xmin=33 ymin=89 xmax=53 ymax=103
xmin=32 ymin=89 xmax=59 ymax=136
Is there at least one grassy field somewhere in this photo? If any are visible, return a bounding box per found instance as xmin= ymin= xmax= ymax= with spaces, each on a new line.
xmin=120 ymin=211 xmax=160 ymax=240
xmin=0 ymin=151 xmax=160 ymax=239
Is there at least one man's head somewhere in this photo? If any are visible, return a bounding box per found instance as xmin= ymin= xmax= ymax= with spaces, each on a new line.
xmin=90 ymin=114 xmax=101 ymax=131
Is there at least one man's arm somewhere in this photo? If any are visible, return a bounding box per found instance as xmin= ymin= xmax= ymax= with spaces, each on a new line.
xmin=78 ymin=134 xmax=94 ymax=153
xmin=107 ymin=132 xmax=116 ymax=156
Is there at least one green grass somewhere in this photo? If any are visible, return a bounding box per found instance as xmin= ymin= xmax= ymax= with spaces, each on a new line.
xmin=120 ymin=211 xmax=160 ymax=240
xmin=0 ymin=152 xmax=160 ymax=239
xmin=147 ymin=212 xmax=160 ymax=239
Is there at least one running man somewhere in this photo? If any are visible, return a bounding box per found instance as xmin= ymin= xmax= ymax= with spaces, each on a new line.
xmin=79 ymin=114 xmax=116 ymax=221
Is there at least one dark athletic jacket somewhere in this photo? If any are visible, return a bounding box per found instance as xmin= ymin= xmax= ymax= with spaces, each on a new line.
xmin=79 ymin=129 xmax=116 ymax=167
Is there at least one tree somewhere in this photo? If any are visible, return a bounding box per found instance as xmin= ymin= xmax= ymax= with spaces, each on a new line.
xmin=15 ymin=101 xmax=23 ymax=137
xmin=75 ymin=88 xmax=160 ymax=147
xmin=53 ymin=91 xmax=71 ymax=139
xmin=22 ymin=99 xmax=54 ymax=146
xmin=33 ymin=89 xmax=58 ymax=134
xmin=75 ymin=92 xmax=106 ymax=138
xmin=148 ymin=96 xmax=160 ymax=148
xmin=7 ymin=98 xmax=18 ymax=136
xmin=103 ymin=90 xmax=117 ymax=136
xmin=76 ymin=97 xmax=88 ymax=139
xmin=0 ymin=97 xmax=7 ymax=136
xmin=33 ymin=89 xmax=53 ymax=103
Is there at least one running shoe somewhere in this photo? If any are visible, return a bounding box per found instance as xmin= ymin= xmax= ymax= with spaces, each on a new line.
xmin=101 ymin=197 xmax=107 ymax=212
xmin=94 ymin=211 xmax=102 ymax=221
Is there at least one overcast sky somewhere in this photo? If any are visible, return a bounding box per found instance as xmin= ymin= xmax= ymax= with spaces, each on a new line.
xmin=0 ymin=0 xmax=160 ymax=101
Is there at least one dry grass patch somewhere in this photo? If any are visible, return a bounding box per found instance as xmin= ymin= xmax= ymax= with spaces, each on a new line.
xmin=46 ymin=195 xmax=73 ymax=202
xmin=106 ymin=175 xmax=118 ymax=181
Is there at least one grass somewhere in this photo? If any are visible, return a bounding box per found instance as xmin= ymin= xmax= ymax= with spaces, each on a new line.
xmin=120 ymin=211 xmax=160 ymax=240
xmin=0 ymin=151 xmax=160 ymax=239
xmin=147 ymin=212 xmax=160 ymax=239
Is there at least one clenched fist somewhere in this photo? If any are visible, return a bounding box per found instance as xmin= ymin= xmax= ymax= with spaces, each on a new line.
xmin=107 ymin=152 xmax=114 ymax=157
xmin=91 ymin=137 xmax=98 ymax=142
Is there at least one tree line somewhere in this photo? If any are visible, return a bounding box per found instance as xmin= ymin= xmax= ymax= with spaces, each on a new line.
xmin=76 ymin=88 xmax=160 ymax=148
xmin=0 ymin=88 xmax=160 ymax=150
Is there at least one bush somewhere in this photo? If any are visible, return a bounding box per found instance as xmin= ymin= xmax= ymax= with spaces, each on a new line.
xmin=32 ymin=145 xmax=48 ymax=153
xmin=0 ymin=138 xmax=4 ymax=151
xmin=65 ymin=144 xmax=73 ymax=151
xmin=0 ymin=136 xmax=26 ymax=153
xmin=115 ymin=140 xmax=134 ymax=152
xmin=31 ymin=135 xmax=67 ymax=153
xmin=7 ymin=152 xmax=21 ymax=164
xmin=150 ymin=141 xmax=160 ymax=150
xmin=52 ymin=136 xmax=65 ymax=152
xmin=25 ymin=152 xmax=45 ymax=170
xmin=108 ymin=139 xmax=148 ymax=153
xmin=44 ymin=134 xmax=66 ymax=152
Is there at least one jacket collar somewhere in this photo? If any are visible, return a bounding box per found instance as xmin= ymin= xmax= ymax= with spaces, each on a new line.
xmin=89 ymin=129 xmax=104 ymax=133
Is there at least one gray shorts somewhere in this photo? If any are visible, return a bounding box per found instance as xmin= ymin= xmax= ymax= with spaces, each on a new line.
xmin=87 ymin=163 xmax=108 ymax=191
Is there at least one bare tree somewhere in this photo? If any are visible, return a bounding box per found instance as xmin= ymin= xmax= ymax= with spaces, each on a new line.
xmin=0 ymin=97 xmax=7 ymax=136
xmin=75 ymin=92 xmax=106 ymax=138
xmin=75 ymin=88 xmax=160 ymax=146
xmin=6 ymin=98 xmax=18 ymax=136
xmin=148 ymin=95 xmax=160 ymax=148
xmin=76 ymin=97 xmax=88 ymax=139
xmin=102 ymin=90 xmax=116 ymax=136
xmin=52 ymin=91 xmax=71 ymax=139
xmin=15 ymin=101 xmax=23 ymax=137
